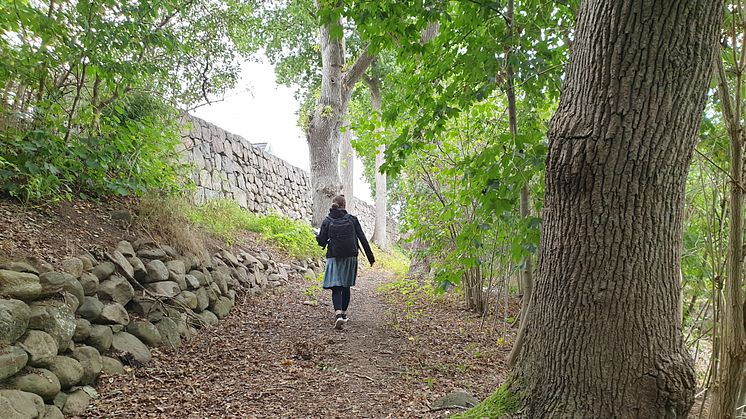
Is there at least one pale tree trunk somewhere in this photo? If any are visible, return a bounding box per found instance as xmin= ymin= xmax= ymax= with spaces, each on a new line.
xmin=365 ymin=75 xmax=388 ymax=250
xmin=339 ymin=118 xmax=355 ymax=213
xmin=712 ymin=34 xmax=746 ymax=419
xmin=510 ymin=1 xmax=722 ymax=417
xmin=307 ymin=1 xmax=375 ymax=226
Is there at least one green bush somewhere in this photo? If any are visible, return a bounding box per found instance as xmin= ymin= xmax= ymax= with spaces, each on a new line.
xmin=188 ymin=199 xmax=324 ymax=260
xmin=0 ymin=95 xmax=185 ymax=201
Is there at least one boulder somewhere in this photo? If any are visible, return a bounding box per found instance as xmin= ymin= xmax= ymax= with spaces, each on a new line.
xmin=166 ymin=260 xmax=185 ymax=275
xmin=0 ymin=261 xmax=39 ymax=275
xmin=185 ymin=275 xmax=201 ymax=290
xmin=18 ymin=331 xmax=57 ymax=367
xmin=0 ymin=299 xmax=30 ymax=344
xmin=27 ymin=301 xmax=75 ymax=351
xmin=111 ymin=332 xmax=151 ymax=364
xmin=76 ymin=297 xmax=103 ymax=321
xmin=60 ymin=277 xmax=84 ymax=310
xmin=176 ymin=291 xmax=198 ymax=310
xmin=0 ymin=270 xmax=41 ymax=301
xmin=207 ymin=283 xmax=220 ymax=305
xmin=62 ymin=388 xmax=91 ymax=416
xmin=145 ymin=260 xmax=169 ymax=283
xmin=155 ymin=317 xmax=181 ymax=349
xmin=45 ymin=356 xmax=83 ymax=389
xmin=137 ymin=248 xmax=167 ymax=260
xmin=43 ymin=405 xmax=64 ymax=419
xmin=109 ymin=251 xmax=134 ymax=280
xmin=129 ymin=257 xmax=147 ymax=281
xmin=115 ymin=241 xmax=136 ymax=258
xmin=97 ymin=276 xmax=134 ymax=305
xmin=42 ymin=405 xmax=65 ymax=419
xmin=52 ymin=392 xmax=67 ymax=411
xmin=0 ymin=346 xmax=28 ymax=380
xmin=71 ymin=346 xmax=102 ymax=385
xmin=76 ymin=254 xmax=95 ymax=272
xmin=72 ymin=319 xmax=91 ymax=343
xmin=145 ymin=281 xmax=180 ymax=298
xmin=126 ymin=297 xmax=162 ymax=322
xmin=212 ymin=271 xmax=230 ymax=296
xmin=86 ymin=325 xmax=113 ymax=353
xmin=188 ymin=270 xmax=207 ymax=286
xmin=7 ymin=368 xmax=61 ymax=401
xmin=0 ymin=390 xmax=45 ymax=419
xmin=101 ymin=356 xmax=125 ymax=375
xmin=126 ymin=321 xmax=161 ymax=347
xmin=36 ymin=273 xmax=66 ymax=297
xmin=430 ymin=391 xmax=480 ymax=410
xmin=77 ymin=273 xmax=99 ymax=296
xmin=59 ymin=258 xmax=84 ymax=278
xmin=195 ymin=288 xmax=209 ymax=312
xmin=195 ymin=310 xmax=219 ymax=328
xmin=209 ymin=297 xmax=233 ymax=320
xmin=92 ymin=262 xmax=116 ymax=281
xmin=220 ymin=250 xmax=240 ymax=267
xmin=161 ymin=245 xmax=178 ymax=259
xmin=97 ymin=303 xmax=129 ymax=326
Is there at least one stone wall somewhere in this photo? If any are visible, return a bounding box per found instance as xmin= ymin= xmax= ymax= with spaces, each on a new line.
xmin=181 ymin=114 xmax=398 ymax=241
xmin=0 ymin=239 xmax=323 ymax=417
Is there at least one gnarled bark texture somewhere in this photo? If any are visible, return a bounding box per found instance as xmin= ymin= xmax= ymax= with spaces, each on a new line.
xmin=339 ymin=119 xmax=355 ymax=214
xmin=511 ymin=1 xmax=722 ymax=417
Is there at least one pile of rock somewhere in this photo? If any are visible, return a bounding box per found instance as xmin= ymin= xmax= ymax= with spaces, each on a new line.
xmin=0 ymin=239 xmax=324 ymax=418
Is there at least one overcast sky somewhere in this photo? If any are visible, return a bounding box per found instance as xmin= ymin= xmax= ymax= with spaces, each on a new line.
xmin=191 ymin=60 xmax=374 ymax=204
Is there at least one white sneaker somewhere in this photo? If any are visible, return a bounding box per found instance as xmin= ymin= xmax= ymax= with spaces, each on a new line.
xmin=334 ymin=315 xmax=345 ymax=330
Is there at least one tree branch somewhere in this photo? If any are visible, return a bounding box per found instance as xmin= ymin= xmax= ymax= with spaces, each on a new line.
xmin=342 ymin=47 xmax=376 ymax=94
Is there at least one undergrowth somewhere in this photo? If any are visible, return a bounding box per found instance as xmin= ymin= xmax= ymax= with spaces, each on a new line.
xmin=187 ymin=199 xmax=324 ymax=260
xmin=369 ymin=243 xmax=410 ymax=279
xmin=138 ymin=193 xmax=209 ymax=261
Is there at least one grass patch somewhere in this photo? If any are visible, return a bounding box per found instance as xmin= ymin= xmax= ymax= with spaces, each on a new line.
xmin=370 ymin=243 xmax=410 ymax=279
xmin=451 ymin=384 xmax=521 ymax=419
xmin=187 ymin=199 xmax=324 ymax=260
xmin=137 ymin=193 xmax=209 ymax=261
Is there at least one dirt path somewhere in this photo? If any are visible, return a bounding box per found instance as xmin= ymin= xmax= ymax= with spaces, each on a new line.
xmin=88 ymin=269 xmax=512 ymax=418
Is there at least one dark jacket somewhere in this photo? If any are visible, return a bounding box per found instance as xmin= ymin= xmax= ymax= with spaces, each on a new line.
xmin=316 ymin=208 xmax=375 ymax=265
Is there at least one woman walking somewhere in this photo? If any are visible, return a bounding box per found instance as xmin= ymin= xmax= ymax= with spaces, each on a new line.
xmin=316 ymin=195 xmax=375 ymax=329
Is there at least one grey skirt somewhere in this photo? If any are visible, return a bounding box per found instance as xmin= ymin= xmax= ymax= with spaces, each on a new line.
xmin=322 ymin=257 xmax=358 ymax=289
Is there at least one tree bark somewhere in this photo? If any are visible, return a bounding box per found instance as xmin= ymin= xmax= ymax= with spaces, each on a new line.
xmin=365 ymin=75 xmax=388 ymax=250
xmin=307 ymin=1 xmax=375 ymax=226
xmin=510 ymin=1 xmax=722 ymax=417
xmin=712 ymin=41 xmax=746 ymax=419
xmin=339 ymin=118 xmax=355 ymax=214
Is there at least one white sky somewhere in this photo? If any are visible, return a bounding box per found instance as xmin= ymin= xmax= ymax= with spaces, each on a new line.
xmin=191 ymin=60 xmax=374 ymax=204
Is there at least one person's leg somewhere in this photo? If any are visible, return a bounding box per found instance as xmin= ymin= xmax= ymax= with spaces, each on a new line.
xmin=331 ymin=287 xmax=343 ymax=313
xmin=340 ymin=287 xmax=351 ymax=322
xmin=331 ymin=287 xmax=345 ymax=329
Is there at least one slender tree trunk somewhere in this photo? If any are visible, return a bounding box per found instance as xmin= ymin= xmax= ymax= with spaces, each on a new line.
xmin=339 ymin=118 xmax=355 ymax=213
xmin=712 ymin=49 xmax=746 ymax=419
xmin=510 ymin=1 xmax=722 ymax=417
xmin=307 ymin=1 xmax=374 ymax=226
xmin=365 ymin=75 xmax=388 ymax=249
xmin=505 ymin=0 xmax=533 ymax=367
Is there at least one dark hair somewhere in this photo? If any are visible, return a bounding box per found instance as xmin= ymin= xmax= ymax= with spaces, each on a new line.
xmin=331 ymin=195 xmax=346 ymax=209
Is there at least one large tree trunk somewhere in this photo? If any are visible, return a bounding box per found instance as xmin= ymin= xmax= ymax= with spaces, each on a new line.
xmin=307 ymin=2 xmax=374 ymax=226
xmin=365 ymin=75 xmax=388 ymax=250
xmin=510 ymin=1 xmax=722 ymax=417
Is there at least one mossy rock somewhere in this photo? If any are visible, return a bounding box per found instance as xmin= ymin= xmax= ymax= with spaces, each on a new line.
xmin=451 ymin=385 xmax=520 ymax=419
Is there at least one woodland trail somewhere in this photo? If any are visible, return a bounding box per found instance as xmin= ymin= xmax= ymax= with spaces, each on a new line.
xmin=86 ymin=269 xmax=513 ymax=418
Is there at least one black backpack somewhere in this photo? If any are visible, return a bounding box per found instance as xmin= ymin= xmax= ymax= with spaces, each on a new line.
xmin=327 ymin=214 xmax=357 ymax=257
